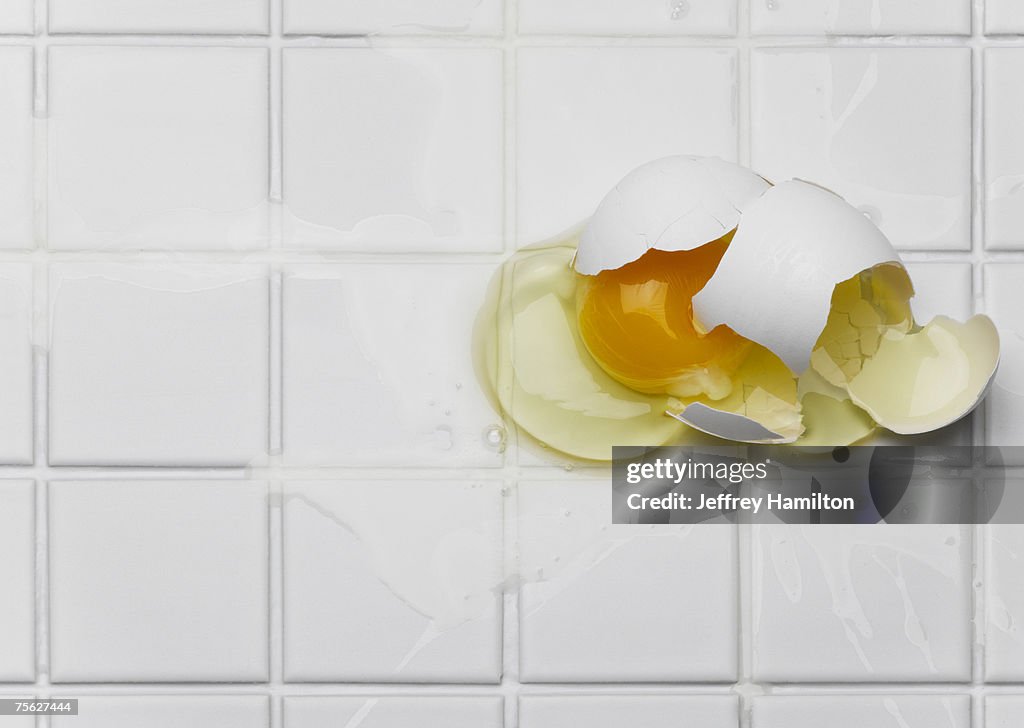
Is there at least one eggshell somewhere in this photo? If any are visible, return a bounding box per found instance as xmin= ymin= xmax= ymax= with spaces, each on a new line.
xmin=669 ymin=403 xmax=793 ymax=444
xmin=693 ymin=180 xmax=902 ymax=374
xmin=845 ymin=315 xmax=1000 ymax=434
xmin=574 ymin=156 xmax=771 ymax=275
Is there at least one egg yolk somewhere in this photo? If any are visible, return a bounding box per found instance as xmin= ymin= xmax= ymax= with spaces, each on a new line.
xmin=576 ymin=233 xmax=751 ymax=400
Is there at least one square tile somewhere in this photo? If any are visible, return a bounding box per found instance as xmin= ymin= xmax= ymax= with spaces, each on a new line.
xmin=284 ymin=697 xmax=503 ymax=728
xmin=48 ymin=481 xmax=269 ymax=683
xmin=0 ymin=265 xmax=33 ymax=464
xmin=282 ymin=264 xmax=501 ymax=467
xmin=752 ymin=695 xmax=970 ymax=727
xmin=50 ymin=0 xmax=268 ymax=33
xmin=752 ymin=525 xmax=972 ymax=681
xmin=518 ymin=481 xmax=738 ymax=682
xmin=48 ymin=47 xmax=269 ymax=250
xmin=0 ymin=717 xmax=33 ymax=728
xmin=903 ymin=263 xmax=973 ymax=323
xmin=283 ymin=480 xmax=503 ymax=682
xmin=0 ymin=481 xmax=34 ymax=682
xmin=520 ymin=696 xmax=739 ymax=728
xmin=986 ymin=522 xmax=1024 ymax=680
xmin=983 ymin=265 xmax=1024 ymax=448
xmin=752 ymin=0 xmax=970 ymax=35
xmin=284 ymin=0 xmax=502 ymax=34
xmin=0 ymin=47 xmax=33 ymax=248
xmin=51 ymin=697 xmax=269 ymax=728
xmin=516 ymin=47 xmax=737 ymax=245
xmin=986 ymin=1 xmax=1024 ymax=34
xmin=985 ymin=50 xmax=1024 ymax=250
xmin=0 ymin=0 xmax=32 ymax=33
xmin=987 ymin=696 xmax=1024 ymax=727
xmin=752 ymin=48 xmax=972 ymax=250
xmin=283 ymin=49 xmax=502 ymax=252
xmin=518 ymin=0 xmax=736 ymax=35
xmin=48 ymin=264 xmax=269 ymax=466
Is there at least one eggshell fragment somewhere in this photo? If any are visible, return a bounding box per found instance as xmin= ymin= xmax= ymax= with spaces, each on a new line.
xmin=574 ymin=156 xmax=771 ymax=275
xmin=845 ymin=315 xmax=1000 ymax=435
xmin=670 ymin=404 xmax=792 ymax=444
xmin=693 ymin=180 xmax=902 ymax=374
xmin=795 ymin=369 xmax=876 ymax=446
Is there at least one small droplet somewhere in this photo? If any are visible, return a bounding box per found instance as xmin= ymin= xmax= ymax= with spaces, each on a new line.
xmin=484 ymin=424 xmax=506 ymax=451
xmin=766 ymin=0 xmax=779 ymax=10
xmin=433 ymin=425 xmax=453 ymax=450
xmin=858 ymin=205 xmax=882 ymax=225
xmin=670 ymin=0 xmax=690 ymax=20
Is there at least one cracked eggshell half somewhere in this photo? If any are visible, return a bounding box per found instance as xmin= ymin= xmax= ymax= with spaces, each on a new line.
xmin=693 ymin=180 xmax=904 ymax=375
xmin=573 ymin=156 xmax=771 ymax=275
xmin=845 ymin=315 xmax=1000 ymax=435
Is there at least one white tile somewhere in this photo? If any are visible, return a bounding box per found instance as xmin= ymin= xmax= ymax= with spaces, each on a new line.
xmin=985 ymin=50 xmax=1024 ymax=250
xmin=283 ymin=480 xmax=503 ymax=682
xmin=282 ymin=264 xmax=501 ymax=467
xmin=49 ymin=264 xmax=268 ymax=467
xmin=752 ymin=48 xmax=972 ymax=250
xmin=983 ymin=265 xmax=1024 ymax=448
xmin=0 ymin=481 xmax=34 ymax=682
xmin=752 ymin=525 xmax=972 ymax=681
xmin=0 ymin=0 xmax=32 ymax=33
xmin=519 ymin=0 xmax=736 ymax=35
xmin=0 ymin=47 xmax=33 ymax=248
xmin=752 ymin=0 xmax=970 ymax=35
xmin=518 ymin=481 xmax=737 ymax=682
xmin=283 ymin=49 xmax=502 ymax=252
xmin=903 ymin=263 xmax=973 ymax=324
xmin=988 ymin=697 xmax=1024 ymax=728
xmin=50 ymin=0 xmax=268 ymax=33
xmin=986 ymin=1 xmax=1024 ymax=34
xmin=51 ymin=697 xmax=269 ymax=728
xmin=284 ymin=0 xmax=502 ymax=35
xmin=48 ymin=481 xmax=269 ymax=683
xmin=48 ymin=47 xmax=269 ymax=250
xmin=516 ymin=47 xmax=737 ymax=245
xmin=986 ymin=523 xmax=1024 ymax=680
xmin=0 ymin=265 xmax=33 ymax=465
xmin=0 ymin=717 xmax=34 ymax=728
xmin=752 ymin=695 xmax=970 ymax=728
xmin=520 ymin=696 xmax=739 ymax=728
xmin=284 ymin=697 xmax=503 ymax=728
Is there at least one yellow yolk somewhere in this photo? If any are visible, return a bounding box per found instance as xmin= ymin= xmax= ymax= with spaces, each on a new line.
xmin=575 ymin=233 xmax=751 ymax=400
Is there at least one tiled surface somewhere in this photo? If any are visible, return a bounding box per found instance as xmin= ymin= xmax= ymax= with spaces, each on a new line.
xmin=518 ymin=481 xmax=737 ymax=682
xmin=985 ymin=1 xmax=1024 ymax=34
xmin=283 ymin=0 xmax=503 ymax=35
xmin=516 ymin=46 xmax=737 ymax=245
xmin=48 ymin=47 xmax=269 ymax=250
xmin=50 ymin=696 xmax=270 ymax=728
xmin=986 ymin=520 xmax=1024 ymax=680
xmin=0 ymin=265 xmax=33 ymax=464
xmin=49 ymin=0 xmax=269 ymax=34
xmin=519 ymin=695 xmax=739 ymax=728
xmin=282 ymin=265 xmax=500 ymax=466
xmin=987 ymin=696 xmax=1024 ymax=727
xmin=0 ymin=0 xmax=1020 ymax=725
xmin=283 ymin=480 xmax=503 ymax=682
xmin=0 ymin=0 xmax=32 ymax=33
xmin=48 ymin=481 xmax=269 ymax=683
xmin=0 ymin=482 xmax=34 ymax=682
xmin=518 ymin=0 xmax=736 ymax=35
xmin=752 ymin=48 xmax=972 ymax=251
xmin=985 ymin=49 xmax=1024 ymax=250
xmin=752 ymin=695 xmax=971 ymax=727
xmin=983 ymin=265 xmax=1024 ymax=450
xmin=48 ymin=264 xmax=269 ymax=466
xmin=283 ymin=697 xmax=504 ymax=728
xmin=752 ymin=525 xmax=972 ymax=681
xmin=0 ymin=47 xmax=33 ymax=248
xmin=283 ymin=49 xmax=503 ymax=252
xmin=751 ymin=0 xmax=971 ymax=35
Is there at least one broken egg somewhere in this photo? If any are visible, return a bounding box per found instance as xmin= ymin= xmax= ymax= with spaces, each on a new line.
xmin=475 ymin=156 xmax=1000 ymax=460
